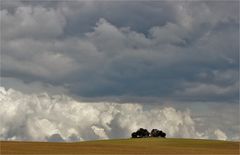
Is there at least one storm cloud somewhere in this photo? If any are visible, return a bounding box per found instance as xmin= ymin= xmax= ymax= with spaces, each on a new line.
xmin=0 ymin=0 xmax=239 ymax=141
xmin=1 ymin=1 xmax=238 ymax=102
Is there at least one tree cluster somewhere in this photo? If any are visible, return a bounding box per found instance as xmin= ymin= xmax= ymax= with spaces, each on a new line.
xmin=131 ymin=128 xmax=166 ymax=138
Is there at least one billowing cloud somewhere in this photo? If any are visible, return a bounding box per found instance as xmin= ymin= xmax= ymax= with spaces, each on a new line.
xmin=1 ymin=87 xmax=232 ymax=141
xmin=214 ymin=129 xmax=227 ymax=141
xmin=1 ymin=6 xmax=66 ymax=39
xmin=0 ymin=1 xmax=239 ymax=141
xmin=1 ymin=2 xmax=239 ymax=102
xmin=1 ymin=1 xmax=238 ymax=101
xmin=1 ymin=10 xmax=238 ymax=102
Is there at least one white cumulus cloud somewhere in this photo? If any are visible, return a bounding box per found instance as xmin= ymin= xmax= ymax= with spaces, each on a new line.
xmin=214 ymin=129 xmax=227 ymax=140
xmin=0 ymin=87 xmax=229 ymax=141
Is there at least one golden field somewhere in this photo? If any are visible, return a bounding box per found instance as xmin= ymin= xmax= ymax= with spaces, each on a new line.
xmin=1 ymin=138 xmax=239 ymax=154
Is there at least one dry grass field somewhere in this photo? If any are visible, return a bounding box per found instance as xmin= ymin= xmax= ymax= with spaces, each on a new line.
xmin=1 ymin=138 xmax=239 ymax=154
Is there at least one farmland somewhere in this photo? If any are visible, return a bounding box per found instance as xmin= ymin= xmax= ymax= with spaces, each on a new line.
xmin=1 ymin=138 xmax=239 ymax=154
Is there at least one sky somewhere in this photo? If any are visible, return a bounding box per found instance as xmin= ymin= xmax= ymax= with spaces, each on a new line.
xmin=0 ymin=0 xmax=239 ymax=141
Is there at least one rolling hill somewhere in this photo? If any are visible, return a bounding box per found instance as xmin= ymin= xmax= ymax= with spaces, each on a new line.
xmin=1 ymin=138 xmax=239 ymax=154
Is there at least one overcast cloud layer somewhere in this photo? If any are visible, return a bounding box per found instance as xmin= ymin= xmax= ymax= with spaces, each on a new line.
xmin=0 ymin=0 xmax=239 ymax=141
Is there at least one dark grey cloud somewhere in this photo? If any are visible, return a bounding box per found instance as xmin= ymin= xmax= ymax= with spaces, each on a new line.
xmin=1 ymin=1 xmax=175 ymax=35
xmin=1 ymin=1 xmax=239 ymax=104
xmin=62 ymin=1 xmax=177 ymax=36
xmin=0 ymin=1 xmax=239 ymax=141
